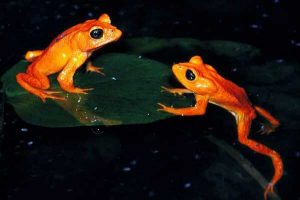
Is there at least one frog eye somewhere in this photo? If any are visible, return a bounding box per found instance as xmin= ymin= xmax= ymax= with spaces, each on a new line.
xmin=185 ymin=69 xmax=196 ymax=81
xmin=90 ymin=28 xmax=103 ymax=39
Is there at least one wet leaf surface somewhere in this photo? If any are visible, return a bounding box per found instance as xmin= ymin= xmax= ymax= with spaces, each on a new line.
xmin=0 ymin=37 xmax=264 ymax=127
xmin=1 ymin=53 xmax=193 ymax=127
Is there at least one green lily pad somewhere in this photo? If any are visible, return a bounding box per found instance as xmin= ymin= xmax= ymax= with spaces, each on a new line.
xmin=1 ymin=53 xmax=194 ymax=127
xmin=1 ymin=37 xmax=262 ymax=127
xmin=124 ymin=37 xmax=261 ymax=64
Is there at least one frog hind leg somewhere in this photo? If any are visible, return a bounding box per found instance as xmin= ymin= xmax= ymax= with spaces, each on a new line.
xmin=254 ymin=106 xmax=280 ymax=135
xmin=25 ymin=50 xmax=44 ymax=62
xmin=16 ymin=68 xmax=65 ymax=102
xmin=237 ymin=114 xmax=283 ymax=200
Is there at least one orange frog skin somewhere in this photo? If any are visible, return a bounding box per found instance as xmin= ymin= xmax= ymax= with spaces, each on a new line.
xmin=16 ymin=14 xmax=122 ymax=102
xmin=158 ymin=56 xmax=283 ymax=200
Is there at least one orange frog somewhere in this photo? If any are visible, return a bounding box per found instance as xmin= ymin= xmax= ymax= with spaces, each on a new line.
xmin=158 ymin=56 xmax=283 ymax=200
xmin=16 ymin=14 xmax=122 ymax=102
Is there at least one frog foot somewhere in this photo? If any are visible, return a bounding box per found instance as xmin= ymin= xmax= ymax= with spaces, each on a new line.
xmin=157 ymin=103 xmax=174 ymax=113
xmin=161 ymin=86 xmax=192 ymax=96
xmin=256 ymin=123 xmax=277 ymax=135
xmin=66 ymin=87 xmax=94 ymax=94
xmin=264 ymin=183 xmax=275 ymax=200
xmin=161 ymin=86 xmax=180 ymax=95
xmin=86 ymin=61 xmax=105 ymax=75
xmin=40 ymin=90 xmax=66 ymax=102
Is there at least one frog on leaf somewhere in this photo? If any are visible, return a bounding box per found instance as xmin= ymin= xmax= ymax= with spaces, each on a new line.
xmin=16 ymin=14 xmax=122 ymax=102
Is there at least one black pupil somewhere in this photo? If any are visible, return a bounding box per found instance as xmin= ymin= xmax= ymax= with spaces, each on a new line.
xmin=185 ymin=69 xmax=196 ymax=80
xmin=90 ymin=29 xmax=103 ymax=39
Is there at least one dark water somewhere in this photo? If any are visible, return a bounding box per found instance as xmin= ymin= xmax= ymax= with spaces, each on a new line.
xmin=0 ymin=1 xmax=299 ymax=200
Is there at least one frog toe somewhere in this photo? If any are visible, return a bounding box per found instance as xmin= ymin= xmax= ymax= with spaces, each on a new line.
xmin=68 ymin=87 xmax=94 ymax=94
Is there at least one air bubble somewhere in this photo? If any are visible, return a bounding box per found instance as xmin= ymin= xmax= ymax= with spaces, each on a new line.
xmin=27 ymin=141 xmax=34 ymax=146
xmin=148 ymin=191 xmax=155 ymax=197
xmin=91 ymin=127 xmax=104 ymax=134
xmin=130 ymin=160 xmax=137 ymax=166
xmin=21 ymin=128 xmax=28 ymax=132
xmin=122 ymin=167 xmax=131 ymax=172
xmin=152 ymin=150 xmax=159 ymax=154
xmin=194 ymin=154 xmax=200 ymax=160
xmin=184 ymin=182 xmax=192 ymax=188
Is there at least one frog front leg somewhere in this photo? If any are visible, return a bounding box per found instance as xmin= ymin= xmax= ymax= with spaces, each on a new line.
xmin=86 ymin=61 xmax=105 ymax=75
xmin=158 ymin=95 xmax=209 ymax=116
xmin=161 ymin=86 xmax=193 ymax=96
xmin=57 ymin=53 xmax=93 ymax=94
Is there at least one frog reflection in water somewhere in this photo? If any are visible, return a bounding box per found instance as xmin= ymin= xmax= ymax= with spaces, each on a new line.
xmin=16 ymin=14 xmax=122 ymax=102
xmin=158 ymin=56 xmax=282 ymax=200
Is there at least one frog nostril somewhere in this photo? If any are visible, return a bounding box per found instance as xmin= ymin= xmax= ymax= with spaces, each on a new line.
xmin=174 ymin=64 xmax=182 ymax=69
xmin=185 ymin=69 xmax=196 ymax=80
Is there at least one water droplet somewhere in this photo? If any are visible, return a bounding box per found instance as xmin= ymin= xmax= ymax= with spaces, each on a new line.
xmin=118 ymin=10 xmax=125 ymax=16
xmin=184 ymin=182 xmax=192 ymax=188
xmin=122 ymin=166 xmax=131 ymax=172
xmin=130 ymin=160 xmax=137 ymax=166
xmin=232 ymin=67 xmax=237 ymax=72
xmin=91 ymin=127 xmax=104 ymax=135
xmin=111 ymin=77 xmax=117 ymax=80
xmin=276 ymin=59 xmax=284 ymax=63
xmin=93 ymin=106 xmax=98 ymax=110
xmin=250 ymin=24 xmax=260 ymax=29
xmin=21 ymin=128 xmax=28 ymax=132
xmin=87 ymin=12 xmax=93 ymax=17
xmin=27 ymin=141 xmax=34 ymax=146
xmin=73 ymin=4 xmax=80 ymax=10
xmin=77 ymin=97 xmax=81 ymax=103
xmin=55 ymin=14 xmax=62 ymax=20
xmin=138 ymin=55 xmax=142 ymax=59
xmin=194 ymin=154 xmax=200 ymax=160
xmin=148 ymin=191 xmax=155 ymax=197
xmin=152 ymin=150 xmax=159 ymax=154
xmin=295 ymin=151 xmax=300 ymax=158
